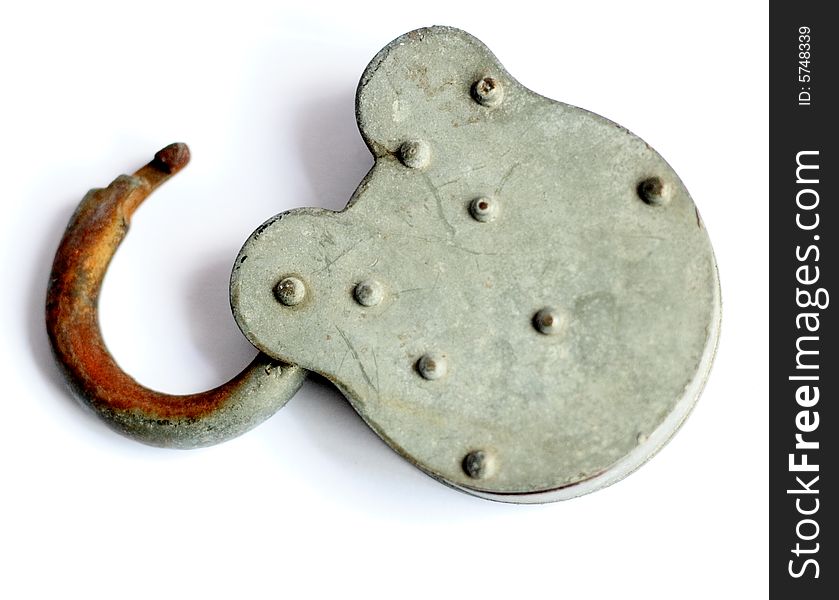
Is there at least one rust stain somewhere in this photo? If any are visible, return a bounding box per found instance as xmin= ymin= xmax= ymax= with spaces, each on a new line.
xmin=45 ymin=143 xmax=260 ymax=421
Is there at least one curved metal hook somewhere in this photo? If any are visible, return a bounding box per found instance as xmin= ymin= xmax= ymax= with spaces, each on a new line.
xmin=46 ymin=143 xmax=306 ymax=448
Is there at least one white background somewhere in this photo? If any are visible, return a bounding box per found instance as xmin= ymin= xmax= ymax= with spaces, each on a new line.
xmin=0 ymin=1 xmax=767 ymax=598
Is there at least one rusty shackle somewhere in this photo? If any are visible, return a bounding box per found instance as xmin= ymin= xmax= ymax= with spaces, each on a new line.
xmin=46 ymin=143 xmax=305 ymax=448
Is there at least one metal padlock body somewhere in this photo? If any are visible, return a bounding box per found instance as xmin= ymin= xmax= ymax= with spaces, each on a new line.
xmin=230 ymin=27 xmax=720 ymax=502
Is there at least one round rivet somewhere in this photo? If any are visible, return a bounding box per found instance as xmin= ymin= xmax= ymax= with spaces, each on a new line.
xmin=637 ymin=176 xmax=670 ymax=206
xmin=469 ymin=196 xmax=499 ymax=222
xmin=354 ymin=279 xmax=384 ymax=307
xmin=274 ymin=276 xmax=306 ymax=306
xmin=472 ymin=76 xmax=504 ymax=107
xmin=399 ymin=140 xmax=431 ymax=169
xmin=533 ymin=307 xmax=565 ymax=335
xmin=462 ymin=450 xmax=495 ymax=479
xmin=417 ymin=352 xmax=447 ymax=380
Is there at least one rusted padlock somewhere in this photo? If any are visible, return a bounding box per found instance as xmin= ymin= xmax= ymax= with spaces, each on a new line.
xmin=47 ymin=26 xmax=720 ymax=502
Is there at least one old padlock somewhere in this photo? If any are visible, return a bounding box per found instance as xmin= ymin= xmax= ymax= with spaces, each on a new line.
xmin=46 ymin=26 xmax=720 ymax=502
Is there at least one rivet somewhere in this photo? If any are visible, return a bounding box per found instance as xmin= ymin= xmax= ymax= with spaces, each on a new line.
xmin=417 ymin=352 xmax=447 ymax=380
xmin=274 ymin=276 xmax=306 ymax=306
xmin=462 ymin=450 xmax=495 ymax=479
xmin=533 ymin=307 xmax=565 ymax=335
xmin=399 ymin=139 xmax=431 ymax=169
xmin=472 ymin=76 xmax=504 ymax=107
xmin=354 ymin=279 xmax=384 ymax=307
xmin=637 ymin=176 xmax=670 ymax=206
xmin=469 ymin=196 xmax=499 ymax=222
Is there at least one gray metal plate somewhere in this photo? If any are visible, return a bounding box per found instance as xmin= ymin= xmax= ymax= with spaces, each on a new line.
xmin=230 ymin=26 xmax=720 ymax=501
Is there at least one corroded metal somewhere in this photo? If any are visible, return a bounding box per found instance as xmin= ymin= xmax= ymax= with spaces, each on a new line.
xmin=47 ymin=27 xmax=720 ymax=502
xmin=230 ymin=26 xmax=720 ymax=502
xmin=46 ymin=144 xmax=305 ymax=448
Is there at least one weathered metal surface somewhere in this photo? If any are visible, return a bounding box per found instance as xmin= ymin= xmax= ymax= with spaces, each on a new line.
xmin=46 ymin=144 xmax=306 ymax=448
xmin=46 ymin=26 xmax=719 ymax=501
xmin=231 ymin=26 xmax=720 ymax=501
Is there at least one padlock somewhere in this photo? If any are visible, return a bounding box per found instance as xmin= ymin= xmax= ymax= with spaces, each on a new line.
xmin=46 ymin=26 xmax=720 ymax=502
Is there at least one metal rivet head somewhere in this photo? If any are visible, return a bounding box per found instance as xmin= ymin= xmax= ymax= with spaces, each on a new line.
xmin=417 ymin=352 xmax=447 ymax=380
xmin=472 ymin=76 xmax=504 ymax=107
xmin=637 ymin=176 xmax=670 ymax=206
xmin=354 ymin=279 xmax=384 ymax=307
xmin=469 ymin=196 xmax=499 ymax=222
xmin=533 ymin=307 xmax=565 ymax=335
xmin=274 ymin=276 xmax=306 ymax=306
xmin=399 ymin=140 xmax=431 ymax=169
xmin=462 ymin=450 xmax=495 ymax=479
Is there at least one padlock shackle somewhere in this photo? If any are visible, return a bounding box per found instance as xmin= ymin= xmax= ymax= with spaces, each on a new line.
xmin=46 ymin=144 xmax=305 ymax=448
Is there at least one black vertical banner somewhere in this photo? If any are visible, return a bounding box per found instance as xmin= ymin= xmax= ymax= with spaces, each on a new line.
xmin=770 ymin=3 xmax=835 ymax=597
